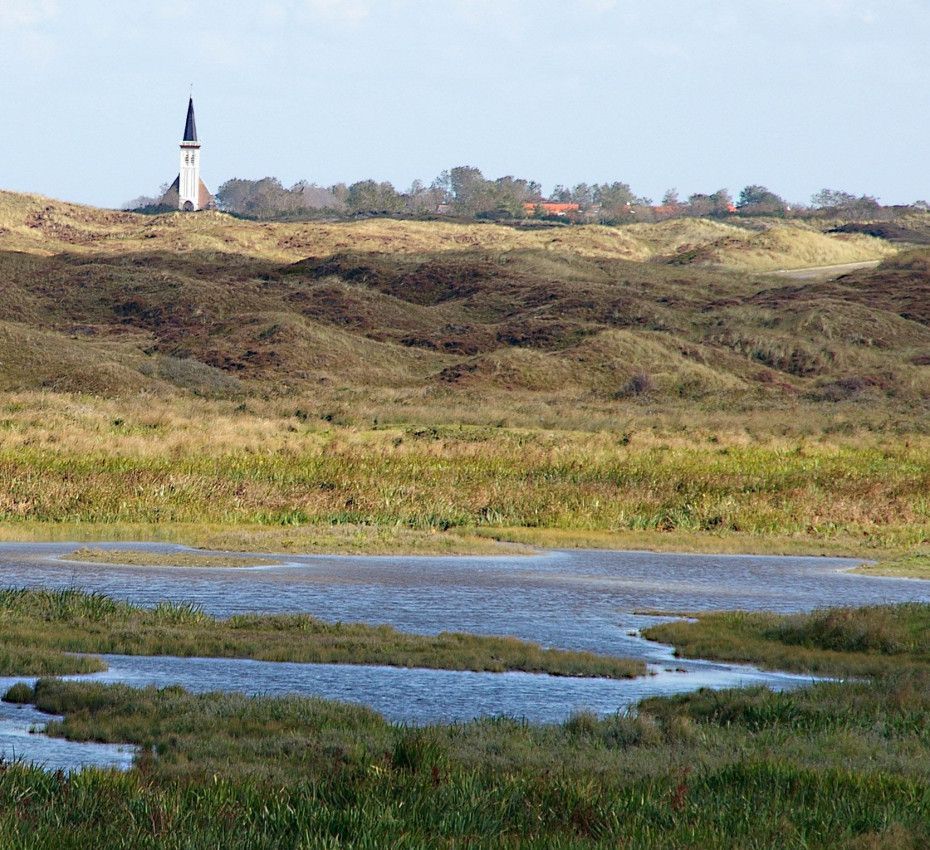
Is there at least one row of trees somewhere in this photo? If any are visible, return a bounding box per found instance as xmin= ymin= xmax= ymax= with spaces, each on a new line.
xmin=127 ymin=167 xmax=918 ymax=223
xmin=208 ymin=168 xmax=656 ymax=223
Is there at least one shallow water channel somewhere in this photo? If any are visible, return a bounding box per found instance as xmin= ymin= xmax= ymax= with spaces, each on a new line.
xmin=1 ymin=543 xmax=928 ymax=771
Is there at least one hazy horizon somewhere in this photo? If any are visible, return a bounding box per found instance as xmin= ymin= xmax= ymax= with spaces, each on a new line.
xmin=1 ymin=0 xmax=927 ymax=209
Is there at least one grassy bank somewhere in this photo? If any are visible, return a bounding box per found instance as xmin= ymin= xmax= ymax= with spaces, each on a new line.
xmin=472 ymin=526 xmax=875 ymax=557
xmin=0 ymin=588 xmax=643 ymax=679
xmin=0 ymin=519 xmax=525 ymax=557
xmin=643 ymin=602 xmax=930 ymax=677
xmin=852 ymin=550 xmax=930 ymax=579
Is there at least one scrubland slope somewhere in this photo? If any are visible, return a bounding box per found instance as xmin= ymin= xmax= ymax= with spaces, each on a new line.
xmin=0 ymin=190 xmax=925 ymax=416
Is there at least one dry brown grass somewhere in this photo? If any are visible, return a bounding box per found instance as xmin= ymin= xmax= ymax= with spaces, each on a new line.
xmin=0 ymin=190 xmax=899 ymax=268
xmin=670 ymin=223 xmax=897 ymax=271
xmin=0 ymin=191 xmax=925 ymax=416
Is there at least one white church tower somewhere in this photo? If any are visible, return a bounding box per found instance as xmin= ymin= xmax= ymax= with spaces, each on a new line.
xmin=178 ymin=97 xmax=201 ymax=211
xmin=160 ymin=96 xmax=214 ymax=211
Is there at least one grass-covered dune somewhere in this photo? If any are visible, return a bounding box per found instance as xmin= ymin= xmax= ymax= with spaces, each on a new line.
xmin=0 ymin=190 xmax=926 ymax=414
xmin=0 ymin=588 xmax=643 ymax=679
xmin=8 ymin=604 xmax=930 ymax=848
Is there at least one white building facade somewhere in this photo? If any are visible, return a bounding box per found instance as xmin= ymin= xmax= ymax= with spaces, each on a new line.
xmin=160 ymin=97 xmax=213 ymax=212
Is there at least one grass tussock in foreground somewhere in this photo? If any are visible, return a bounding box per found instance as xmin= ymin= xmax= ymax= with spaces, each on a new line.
xmin=643 ymin=602 xmax=930 ymax=677
xmin=6 ymin=664 xmax=930 ymax=848
xmin=0 ymin=588 xmax=643 ymax=680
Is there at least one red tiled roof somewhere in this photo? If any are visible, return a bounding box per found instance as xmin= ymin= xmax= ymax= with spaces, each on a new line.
xmin=523 ymin=202 xmax=580 ymax=214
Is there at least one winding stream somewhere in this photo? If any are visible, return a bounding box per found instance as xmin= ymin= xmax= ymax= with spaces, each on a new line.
xmin=1 ymin=543 xmax=927 ymax=771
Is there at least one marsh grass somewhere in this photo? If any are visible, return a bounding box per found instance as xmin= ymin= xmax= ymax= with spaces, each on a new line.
xmin=0 ymin=587 xmax=643 ymax=679
xmin=7 ymin=598 xmax=930 ymax=845
xmin=0 ymin=393 xmax=927 ymax=557
xmin=852 ymin=550 xmax=930 ymax=579
xmin=5 ymin=669 xmax=930 ymax=847
xmin=643 ymin=603 xmax=930 ymax=677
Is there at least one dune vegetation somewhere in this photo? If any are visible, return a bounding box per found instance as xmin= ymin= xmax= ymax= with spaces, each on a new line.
xmin=0 ymin=190 xmax=925 ymax=407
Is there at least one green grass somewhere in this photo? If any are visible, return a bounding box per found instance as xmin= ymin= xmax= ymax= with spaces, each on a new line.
xmin=0 ymin=587 xmax=643 ymax=679
xmin=852 ymin=550 xmax=930 ymax=579
xmin=1 ymin=394 xmax=929 ymax=557
xmin=5 ymin=666 xmax=930 ymax=847
xmin=643 ymin=602 xmax=930 ymax=677
xmin=8 ymin=600 xmax=930 ymax=845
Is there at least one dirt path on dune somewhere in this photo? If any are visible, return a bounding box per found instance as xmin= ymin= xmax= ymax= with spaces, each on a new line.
xmin=772 ymin=260 xmax=881 ymax=280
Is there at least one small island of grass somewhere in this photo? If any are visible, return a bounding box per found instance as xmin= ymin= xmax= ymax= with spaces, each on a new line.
xmin=642 ymin=602 xmax=930 ymax=677
xmin=0 ymin=588 xmax=645 ymax=680
xmin=62 ymin=547 xmax=279 ymax=569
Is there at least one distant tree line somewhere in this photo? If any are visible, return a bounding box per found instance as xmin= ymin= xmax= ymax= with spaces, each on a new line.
xmin=125 ymin=167 xmax=928 ymax=224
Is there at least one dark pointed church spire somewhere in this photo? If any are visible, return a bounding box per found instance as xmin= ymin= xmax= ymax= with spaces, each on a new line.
xmin=183 ymin=97 xmax=198 ymax=142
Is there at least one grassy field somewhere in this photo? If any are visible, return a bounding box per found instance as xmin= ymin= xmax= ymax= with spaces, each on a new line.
xmin=0 ymin=588 xmax=643 ymax=679
xmin=5 ymin=603 xmax=930 ymax=847
xmin=0 ymin=392 xmax=926 ymax=561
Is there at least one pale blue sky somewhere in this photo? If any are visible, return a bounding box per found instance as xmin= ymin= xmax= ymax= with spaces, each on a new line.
xmin=1 ymin=0 xmax=927 ymax=208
